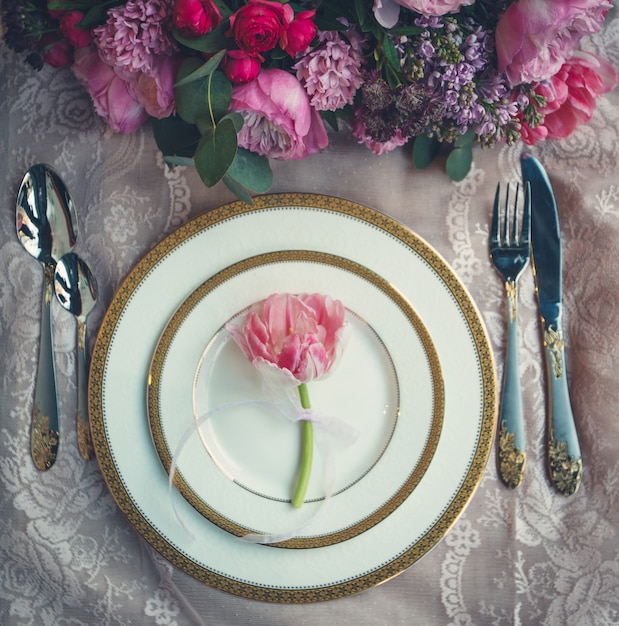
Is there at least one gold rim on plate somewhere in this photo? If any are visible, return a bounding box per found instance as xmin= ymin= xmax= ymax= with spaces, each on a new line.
xmin=89 ymin=193 xmax=497 ymax=603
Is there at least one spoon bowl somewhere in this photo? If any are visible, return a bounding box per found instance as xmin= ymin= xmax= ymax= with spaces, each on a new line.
xmin=55 ymin=252 xmax=98 ymax=461
xmin=16 ymin=164 xmax=78 ymax=470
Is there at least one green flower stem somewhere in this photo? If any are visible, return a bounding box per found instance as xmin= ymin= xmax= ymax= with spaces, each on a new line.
xmin=291 ymin=383 xmax=313 ymax=508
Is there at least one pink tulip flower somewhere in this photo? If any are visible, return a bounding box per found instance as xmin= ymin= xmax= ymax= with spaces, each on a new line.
xmin=226 ymin=292 xmax=347 ymax=386
xmin=226 ymin=292 xmax=348 ymax=508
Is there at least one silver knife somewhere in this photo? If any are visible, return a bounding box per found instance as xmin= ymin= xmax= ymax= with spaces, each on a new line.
xmin=521 ymin=152 xmax=582 ymax=496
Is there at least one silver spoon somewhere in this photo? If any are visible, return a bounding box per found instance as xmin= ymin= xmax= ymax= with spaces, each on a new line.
xmin=16 ymin=164 xmax=78 ymax=470
xmin=54 ymin=253 xmax=98 ymax=461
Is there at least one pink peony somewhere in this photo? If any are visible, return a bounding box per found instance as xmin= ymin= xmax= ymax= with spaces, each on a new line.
xmin=173 ymin=0 xmax=222 ymax=37
xmin=229 ymin=68 xmax=328 ymax=160
xmin=228 ymin=0 xmax=294 ymax=55
xmin=496 ymin=0 xmax=611 ymax=86
xmin=294 ymin=29 xmax=364 ymax=112
xmin=222 ymin=49 xmax=262 ymax=85
xmin=373 ymin=0 xmax=474 ymax=28
xmin=280 ymin=10 xmax=317 ymax=56
xmin=72 ymin=44 xmax=149 ymax=133
xmin=132 ymin=55 xmax=177 ymax=118
xmin=350 ymin=114 xmax=408 ymax=155
xmin=521 ymin=51 xmax=617 ymax=145
xmin=226 ymin=293 xmax=348 ymax=386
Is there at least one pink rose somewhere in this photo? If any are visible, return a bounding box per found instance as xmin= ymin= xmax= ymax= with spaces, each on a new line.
xmin=228 ymin=0 xmax=294 ymax=55
xmin=230 ymin=68 xmax=328 ymax=160
xmin=222 ymin=49 xmax=262 ymax=85
xmin=280 ymin=10 xmax=317 ymax=55
xmin=226 ymin=293 xmax=348 ymax=386
xmin=496 ymin=0 xmax=611 ymax=86
xmin=173 ymin=0 xmax=222 ymax=38
xmin=133 ymin=55 xmax=177 ymax=119
xmin=521 ymin=51 xmax=617 ymax=145
xmin=59 ymin=11 xmax=92 ymax=48
xmin=72 ymin=45 xmax=149 ymax=134
xmin=372 ymin=0 xmax=473 ymax=28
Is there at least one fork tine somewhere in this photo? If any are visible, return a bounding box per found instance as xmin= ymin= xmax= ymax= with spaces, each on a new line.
xmin=512 ymin=183 xmax=520 ymax=245
xmin=491 ymin=182 xmax=501 ymax=246
xmin=521 ymin=181 xmax=531 ymax=246
xmin=503 ymin=183 xmax=510 ymax=245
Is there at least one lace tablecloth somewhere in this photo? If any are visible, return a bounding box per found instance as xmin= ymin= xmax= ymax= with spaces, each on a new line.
xmin=2 ymin=11 xmax=619 ymax=626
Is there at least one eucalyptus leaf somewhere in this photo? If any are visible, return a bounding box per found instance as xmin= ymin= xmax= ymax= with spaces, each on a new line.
xmin=194 ymin=118 xmax=238 ymax=187
xmin=152 ymin=115 xmax=200 ymax=157
xmin=164 ymin=156 xmax=195 ymax=168
xmin=226 ymin=148 xmax=273 ymax=193
xmin=173 ymin=50 xmax=226 ymax=87
xmin=173 ymin=24 xmax=230 ymax=53
xmin=222 ymin=175 xmax=254 ymax=205
xmin=175 ymin=59 xmax=207 ymax=124
xmin=220 ymin=112 xmax=244 ymax=133
xmin=446 ymin=145 xmax=473 ymax=182
xmin=208 ymin=71 xmax=233 ymax=120
xmin=413 ymin=134 xmax=441 ymax=170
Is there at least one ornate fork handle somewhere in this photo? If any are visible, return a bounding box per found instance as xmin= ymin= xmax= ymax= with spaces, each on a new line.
xmin=497 ymin=279 xmax=526 ymax=488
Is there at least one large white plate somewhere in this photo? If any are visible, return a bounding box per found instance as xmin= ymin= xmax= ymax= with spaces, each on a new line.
xmin=147 ymin=251 xmax=444 ymax=548
xmin=90 ymin=193 xmax=496 ymax=603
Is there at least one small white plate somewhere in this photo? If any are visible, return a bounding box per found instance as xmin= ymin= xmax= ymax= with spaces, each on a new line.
xmin=90 ymin=193 xmax=496 ymax=603
xmin=147 ymin=251 xmax=443 ymax=547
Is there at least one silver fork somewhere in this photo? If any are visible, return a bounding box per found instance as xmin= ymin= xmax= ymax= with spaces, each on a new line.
xmin=490 ymin=181 xmax=531 ymax=489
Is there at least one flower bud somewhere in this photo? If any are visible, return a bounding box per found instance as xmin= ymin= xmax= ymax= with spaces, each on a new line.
xmin=222 ymin=49 xmax=262 ymax=85
xmin=173 ymin=0 xmax=222 ymax=38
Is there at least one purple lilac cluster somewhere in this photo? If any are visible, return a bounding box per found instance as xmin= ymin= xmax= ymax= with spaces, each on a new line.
xmin=357 ymin=14 xmax=536 ymax=148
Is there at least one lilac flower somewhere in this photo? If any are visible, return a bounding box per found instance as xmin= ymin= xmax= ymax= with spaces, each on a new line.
xmin=294 ymin=29 xmax=365 ymax=112
xmin=93 ymin=0 xmax=178 ymax=75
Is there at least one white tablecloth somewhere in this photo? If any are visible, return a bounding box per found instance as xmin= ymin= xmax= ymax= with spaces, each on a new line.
xmin=1 ymin=9 xmax=619 ymax=625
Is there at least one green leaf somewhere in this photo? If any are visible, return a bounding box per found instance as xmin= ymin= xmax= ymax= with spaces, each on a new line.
xmin=193 ymin=117 xmax=238 ymax=187
xmin=446 ymin=145 xmax=473 ymax=182
xmin=173 ymin=24 xmax=230 ymax=53
xmin=164 ymin=156 xmax=195 ymax=168
xmin=354 ymin=0 xmax=367 ymax=26
xmin=413 ymin=135 xmax=441 ymax=170
xmin=388 ymin=25 xmax=425 ymax=36
xmin=173 ymin=49 xmax=226 ymax=87
xmin=226 ymin=148 xmax=273 ymax=193
xmin=381 ymin=34 xmax=400 ymax=73
xmin=454 ymin=128 xmax=476 ymax=148
xmin=320 ymin=110 xmax=340 ymax=132
xmin=210 ymin=71 xmax=233 ymax=119
xmin=220 ymin=112 xmax=244 ymax=133
xmin=222 ymin=175 xmax=254 ymax=205
xmin=152 ymin=115 xmax=201 ymax=157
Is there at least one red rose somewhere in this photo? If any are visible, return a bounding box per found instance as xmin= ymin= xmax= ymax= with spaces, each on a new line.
xmin=173 ymin=0 xmax=222 ymax=38
xmin=228 ymin=0 xmax=294 ymax=54
xmin=59 ymin=11 xmax=92 ymax=48
xmin=280 ymin=10 xmax=316 ymax=55
xmin=222 ymin=49 xmax=262 ymax=85
xmin=41 ymin=34 xmax=73 ymax=68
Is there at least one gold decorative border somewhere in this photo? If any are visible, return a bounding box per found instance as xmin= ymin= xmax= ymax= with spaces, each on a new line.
xmin=147 ymin=249 xmax=444 ymax=549
xmin=89 ymin=193 xmax=497 ymax=603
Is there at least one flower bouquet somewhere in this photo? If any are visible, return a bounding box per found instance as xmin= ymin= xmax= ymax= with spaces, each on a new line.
xmin=2 ymin=0 xmax=616 ymax=201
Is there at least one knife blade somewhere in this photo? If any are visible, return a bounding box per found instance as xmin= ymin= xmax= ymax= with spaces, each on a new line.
xmin=520 ymin=152 xmax=582 ymax=496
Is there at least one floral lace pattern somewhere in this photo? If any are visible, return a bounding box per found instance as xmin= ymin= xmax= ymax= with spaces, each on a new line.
xmin=2 ymin=11 xmax=619 ymax=625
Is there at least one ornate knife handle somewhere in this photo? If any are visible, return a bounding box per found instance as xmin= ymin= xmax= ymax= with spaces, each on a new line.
xmin=31 ymin=268 xmax=59 ymax=470
xmin=543 ymin=326 xmax=582 ymax=496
